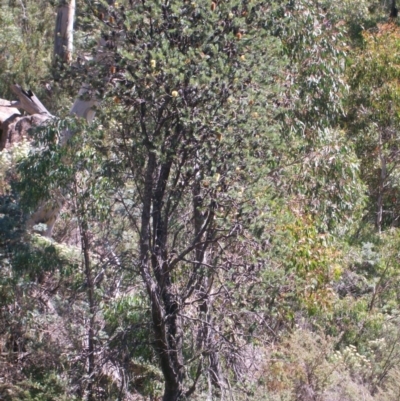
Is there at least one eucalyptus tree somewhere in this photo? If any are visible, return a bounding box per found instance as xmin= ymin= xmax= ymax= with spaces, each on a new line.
xmin=54 ymin=0 xmax=76 ymax=65
xmin=347 ymin=23 xmax=400 ymax=232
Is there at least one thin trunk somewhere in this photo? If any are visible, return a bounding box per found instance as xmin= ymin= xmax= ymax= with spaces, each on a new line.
xmin=376 ymin=132 xmax=386 ymax=232
xmin=193 ymin=178 xmax=224 ymax=397
xmin=159 ymin=287 xmax=184 ymax=401
xmin=54 ymin=0 xmax=76 ymax=64
xmin=76 ymin=182 xmax=96 ymax=401
xmin=81 ymin=221 xmax=96 ymax=401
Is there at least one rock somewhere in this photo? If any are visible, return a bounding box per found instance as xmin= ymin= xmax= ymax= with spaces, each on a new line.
xmin=0 ymin=113 xmax=51 ymax=150
xmin=0 ymin=99 xmax=20 ymax=124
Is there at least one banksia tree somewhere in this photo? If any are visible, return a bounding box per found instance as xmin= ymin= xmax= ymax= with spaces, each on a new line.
xmin=43 ymin=0 xmax=285 ymax=399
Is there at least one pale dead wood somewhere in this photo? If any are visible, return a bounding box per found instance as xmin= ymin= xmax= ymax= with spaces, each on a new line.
xmin=54 ymin=0 xmax=76 ymax=64
xmin=10 ymin=84 xmax=52 ymax=116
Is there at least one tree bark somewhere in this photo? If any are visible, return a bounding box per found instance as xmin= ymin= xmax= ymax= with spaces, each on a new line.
xmin=80 ymin=215 xmax=96 ymax=401
xmin=139 ymin=150 xmax=184 ymax=401
xmin=54 ymin=0 xmax=76 ymax=64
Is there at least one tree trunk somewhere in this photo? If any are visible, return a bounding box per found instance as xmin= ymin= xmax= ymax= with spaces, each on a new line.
xmin=376 ymin=131 xmax=386 ymax=233
xmin=192 ymin=178 xmax=225 ymax=397
xmin=390 ymin=0 xmax=398 ymax=18
xmin=54 ymin=0 xmax=75 ymax=64
xmin=139 ymin=150 xmax=184 ymax=401
xmin=80 ymin=216 xmax=96 ymax=401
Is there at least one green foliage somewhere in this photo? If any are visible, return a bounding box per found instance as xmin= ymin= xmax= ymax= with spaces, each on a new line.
xmin=347 ymin=23 xmax=400 ymax=230
xmin=0 ymin=139 xmax=31 ymax=194
xmin=11 ymin=233 xmax=79 ymax=278
xmin=6 ymin=0 xmax=400 ymax=400
xmin=0 ymin=0 xmax=54 ymax=104
xmin=103 ymin=294 xmax=163 ymax=396
xmin=328 ymin=0 xmax=389 ymax=44
xmin=270 ymin=0 xmax=348 ymax=130
xmin=263 ymin=1 xmax=366 ymax=233
xmin=275 ymin=211 xmax=341 ymax=315
xmin=17 ymin=118 xmax=116 ymax=218
xmin=285 ymin=128 xmax=366 ymax=232
xmin=103 ymin=294 xmax=155 ymax=363
xmin=0 ymin=372 xmax=75 ymax=401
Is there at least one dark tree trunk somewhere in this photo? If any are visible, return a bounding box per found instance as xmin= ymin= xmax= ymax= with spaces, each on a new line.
xmin=390 ymin=0 xmax=398 ymax=18
xmin=75 ymin=177 xmax=96 ymax=401
xmin=138 ymin=114 xmax=186 ymax=400
xmin=82 ymin=225 xmax=96 ymax=401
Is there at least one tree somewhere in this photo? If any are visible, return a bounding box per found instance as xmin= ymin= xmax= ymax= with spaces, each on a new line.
xmin=347 ymin=23 xmax=400 ymax=232
xmin=54 ymin=0 xmax=76 ymax=65
xmin=17 ymin=1 xmax=285 ymax=399
xmin=263 ymin=0 xmax=365 ymax=234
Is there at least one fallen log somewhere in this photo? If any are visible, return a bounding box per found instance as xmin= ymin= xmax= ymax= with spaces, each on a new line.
xmin=0 ymin=86 xmax=53 ymax=151
xmin=10 ymin=84 xmax=53 ymax=116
